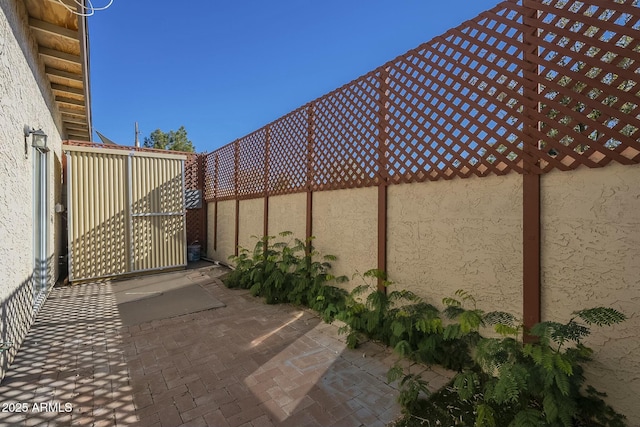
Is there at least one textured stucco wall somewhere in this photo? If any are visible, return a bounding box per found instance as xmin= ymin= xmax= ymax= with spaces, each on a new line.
xmin=238 ymin=198 xmax=264 ymax=253
xmin=387 ymin=174 xmax=523 ymax=315
xmin=207 ymin=201 xmax=236 ymax=264
xmin=312 ymin=188 xmax=377 ymax=290
xmin=0 ymin=0 xmax=64 ymax=379
xmin=541 ymin=163 xmax=640 ymax=423
xmin=268 ymin=193 xmax=306 ymax=241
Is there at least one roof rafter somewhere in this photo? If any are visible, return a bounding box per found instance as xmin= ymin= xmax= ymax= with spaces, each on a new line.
xmin=56 ymin=95 xmax=85 ymax=106
xmin=29 ymin=17 xmax=78 ymax=40
xmin=39 ymin=47 xmax=81 ymax=65
xmin=51 ymin=83 xmax=84 ymax=96
xmin=45 ymin=66 xmax=83 ymax=83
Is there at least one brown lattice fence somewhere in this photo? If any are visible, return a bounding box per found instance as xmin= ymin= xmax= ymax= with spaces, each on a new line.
xmin=204 ymin=0 xmax=639 ymax=200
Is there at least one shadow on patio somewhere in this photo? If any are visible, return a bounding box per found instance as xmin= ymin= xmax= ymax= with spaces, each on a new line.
xmin=0 ymin=281 xmax=136 ymax=426
xmin=0 ymin=262 xmax=452 ymax=426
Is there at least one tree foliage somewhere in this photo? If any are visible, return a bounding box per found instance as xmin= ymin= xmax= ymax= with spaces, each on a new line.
xmin=143 ymin=126 xmax=195 ymax=152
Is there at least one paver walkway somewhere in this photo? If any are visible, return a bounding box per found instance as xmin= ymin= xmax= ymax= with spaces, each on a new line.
xmin=0 ymin=264 xmax=452 ymax=426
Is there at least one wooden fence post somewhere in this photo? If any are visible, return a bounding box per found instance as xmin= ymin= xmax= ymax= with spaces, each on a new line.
xmin=522 ymin=0 xmax=542 ymax=338
xmin=306 ymin=103 xmax=315 ymax=254
xmin=377 ymin=67 xmax=391 ymax=293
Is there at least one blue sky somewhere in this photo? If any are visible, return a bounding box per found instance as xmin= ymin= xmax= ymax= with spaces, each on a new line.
xmin=89 ymin=0 xmax=501 ymax=153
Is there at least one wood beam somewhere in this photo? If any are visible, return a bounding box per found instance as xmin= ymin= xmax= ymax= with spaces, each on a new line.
xmin=29 ymin=18 xmax=78 ymax=41
xmin=306 ymin=104 xmax=315 ymax=252
xmin=39 ymin=47 xmax=81 ymax=65
xmin=45 ymin=66 xmax=83 ymax=82
xmin=522 ymin=0 xmax=542 ymax=339
xmin=64 ymin=123 xmax=89 ymax=132
xmin=234 ymin=199 xmax=240 ymax=257
xmin=66 ymin=132 xmax=89 ymax=140
xmin=59 ymin=106 xmax=86 ymax=117
xmin=377 ymin=67 xmax=390 ymax=293
xmin=51 ymin=83 xmax=84 ymax=96
xmin=45 ymin=0 xmax=78 ymax=7
xmin=66 ymin=134 xmax=89 ymax=141
xmin=234 ymin=141 xmax=239 ymax=257
xmin=523 ymin=174 xmax=541 ymax=332
xmin=213 ymin=154 xmax=219 ymax=252
xmin=263 ymin=126 xmax=270 ymax=246
xmin=60 ymin=115 xmax=87 ymax=125
xmin=56 ymin=95 xmax=84 ymax=106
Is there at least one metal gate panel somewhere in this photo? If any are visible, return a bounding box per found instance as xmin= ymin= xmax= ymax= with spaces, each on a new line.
xmin=129 ymin=154 xmax=186 ymax=272
xmin=65 ymin=146 xmax=187 ymax=282
xmin=66 ymin=149 xmax=128 ymax=281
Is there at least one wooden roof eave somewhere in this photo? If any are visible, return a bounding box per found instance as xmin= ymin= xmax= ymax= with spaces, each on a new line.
xmin=25 ymin=0 xmax=92 ymax=141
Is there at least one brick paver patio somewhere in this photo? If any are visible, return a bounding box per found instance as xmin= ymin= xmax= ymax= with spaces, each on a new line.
xmin=0 ymin=264 xmax=452 ymax=426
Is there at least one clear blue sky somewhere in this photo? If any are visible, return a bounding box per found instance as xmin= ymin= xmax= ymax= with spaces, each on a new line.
xmin=89 ymin=0 xmax=501 ymax=153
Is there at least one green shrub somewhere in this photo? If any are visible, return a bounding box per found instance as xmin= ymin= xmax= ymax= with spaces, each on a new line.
xmin=465 ymin=306 xmax=627 ymax=427
xmin=387 ymin=290 xmax=627 ymax=426
xmin=223 ymin=232 xmax=348 ymax=318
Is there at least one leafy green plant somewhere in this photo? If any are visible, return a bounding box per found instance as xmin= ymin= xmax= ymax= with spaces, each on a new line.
xmin=387 ymin=364 xmax=432 ymax=414
xmin=457 ymin=303 xmax=627 ymax=427
xmin=223 ymin=232 xmax=348 ymax=319
xmin=338 ymin=269 xmax=424 ymax=349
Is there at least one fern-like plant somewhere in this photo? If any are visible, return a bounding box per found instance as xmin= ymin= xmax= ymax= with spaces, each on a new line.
xmin=462 ymin=305 xmax=627 ymax=427
xmin=224 ymin=232 xmax=348 ymax=318
xmin=387 ymin=364 xmax=432 ymax=414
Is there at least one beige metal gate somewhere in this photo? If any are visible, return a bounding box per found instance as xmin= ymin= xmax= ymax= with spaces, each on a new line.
xmin=64 ymin=145 xmax=187 ymax=282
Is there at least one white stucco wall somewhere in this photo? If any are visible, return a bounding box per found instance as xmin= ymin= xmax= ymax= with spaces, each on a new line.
xmin=312 ymin=187 xmax=378 ymax=290
xmin=387 ymin=174 xmax=524 ymax=314
xmin=0 ymin=0 xmax=64 ymax=378
xmin=207 ymin=200 xmax=236 ymax=264
xmin=238 ymin=198 xmax=264 ymax=253
xmin=541 ymin=163 xmax=640 ymax=423
xmin=268 ymin=193 xmax=307 ymax=242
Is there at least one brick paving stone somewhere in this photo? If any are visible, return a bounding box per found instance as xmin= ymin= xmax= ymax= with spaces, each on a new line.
xmin=305 ymin=403 xmax=337 ymax=426
xmin=173 ymin=392 xmax=196 ymax=413
xmin=157 ymin=405 xmax=182 ymax=427
xmin=178 ymin=415 xmax=207 ymax=427
xmin=282 ymin=395 xmax=314 ymax=416
xmin=166 ymin=372 xmax=201 ymax=390
xmin=226 ymin=406 xmax=265 ymax=427
xmin=251 ymin=414 xmax=275 ymax=427
xmin=134 ymin=415 xmax=161 ymax=427
xmin=259 ymin=400 xmax=289 ymax=423
xmin=186 ymin=379 xmax=208 ymax=399
xmin=328 ymin=413 xmax=363 ymax=427
xmin=180 ymin=402 xmax=213 ymax=424
xmin=277 ymin=410 xmax=322 ymax=427
xmin=236 ymin=395 xmax=260 ymax=411
xmin=133 ymin=400 xmax=161 ymax=421
xmin=150 ymin=384 xmax=188 ymax=405
xmin=203 ymin=409 xmax=231 ymax=427
xmin=219 ymin=401 xmax=241 ymax=418
xmin=0 ymin=266 xmax=412 ymax=427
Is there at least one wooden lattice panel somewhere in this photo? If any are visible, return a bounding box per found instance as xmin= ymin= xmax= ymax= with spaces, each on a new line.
xmin=184 ymin=154 xmax=202 ymax=191
xmin=312 ymin=74 xmax=382 ymax=190
xmin=531 ymin=0 xmax=640 ymax=170
xmin=268 ymin=107 xmax=309 ymax=195
xmin=204 ymin=152 xmax=217 ymax=201
xmin=385 ymin=2 xmax=531 ymax=182
xmin=203 ymin=0 xmax=640 ymax=202
xmin=215 ymin=143 xmax=237 ymax=200
xmin=238 ymin=129 xmax=267 ymax=198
